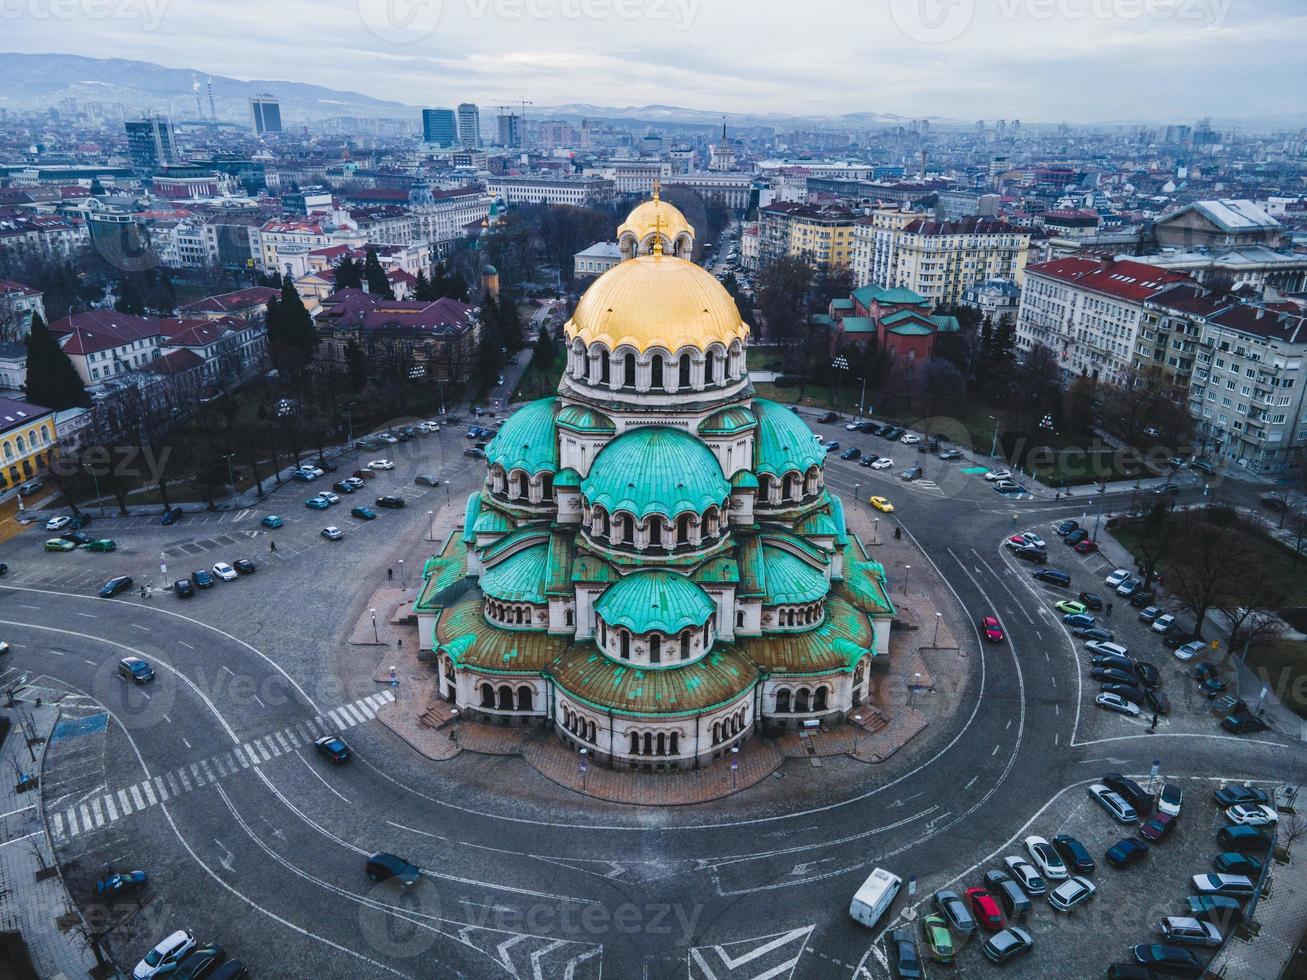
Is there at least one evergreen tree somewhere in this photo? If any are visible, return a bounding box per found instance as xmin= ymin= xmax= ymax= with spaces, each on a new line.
xmin=278 ymin=279 xmax=317 ymax=352
xmin=494 ymin=283 xmax=525 ymax=351
xmin=24 ymin=314 xmax=89 ymax=409
xmin=114 ymin=278 xmax=146 ymax=315
xmin=413 ymin=270 xmax=435 ymax=302
xmin=333 ymin=256 xmax=363 ymax=291
xmin=363 ymin=248 xmax=393 ymax=299
xmin=446 ymin=270 xmax=469 ymax=302
xmin=89 ymin=177 xmax=106 ymax=196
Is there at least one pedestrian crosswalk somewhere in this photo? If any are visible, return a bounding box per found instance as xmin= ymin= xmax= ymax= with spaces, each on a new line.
xmin=48 ymin=690 xmax=395 ymax=842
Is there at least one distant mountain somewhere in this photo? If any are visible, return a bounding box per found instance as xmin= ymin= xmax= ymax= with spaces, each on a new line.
xmin=537 ymin=103 xmax=940 ymax=130
xmin=0 ymin=52 xmax=412 ymax=122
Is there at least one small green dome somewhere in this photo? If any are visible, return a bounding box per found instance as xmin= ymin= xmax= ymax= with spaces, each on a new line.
xmin=753 ymin=398 xmax=825 ymax=478
xmin=554 ymin=467 xmax=582 ymax=488
xmin=485 ymin=398 xmax=559 ymax=475
xmin=760 ymin=546 xmax=828 ymax=604
xmin=595 ymin=569 xmax=715 ymax=636
xmin=481 ymin=542 xmax=549 ymax=604
xmin=698 ymin=405 xmax=757 ymax=436
xmin=557 ymin=403 xmax=615 ymax=434
xmin=582 ymin=426 xmax=728 ymax=520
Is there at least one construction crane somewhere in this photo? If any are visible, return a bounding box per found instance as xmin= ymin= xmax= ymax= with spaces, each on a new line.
xmin=493 ymin=100 xmax=534 ymax=148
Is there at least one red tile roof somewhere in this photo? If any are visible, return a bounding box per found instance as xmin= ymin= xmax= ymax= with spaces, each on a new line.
xmin=48 ymin=311 xmax=161 ymax=355
xmin=140 ymin=349 xmax=205 ymax=376
xmin=1026 ymin=257 xmax=1190 ymax=303
xmin=178 ymin=286 xmax=278 ymax=316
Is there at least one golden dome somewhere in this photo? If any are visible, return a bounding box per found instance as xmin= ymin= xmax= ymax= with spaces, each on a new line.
xmin=565 ymin=254 xmax=749 ymax=355
xmin=617 ymin=196 xmax=694 ymax=246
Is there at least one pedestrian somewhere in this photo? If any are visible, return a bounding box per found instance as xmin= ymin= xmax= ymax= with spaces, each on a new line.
xmin=894 ymin=526 xmax=902 ymax=540
xmin=387 ymin=567 xmax=393 ymax=582
xmin=1055 ymin=492 xmax=1061 ymax=501
xmin=1106 ymin=602 xmax=1113 ymax=617
xmin=1148 ymin=710 xmax=1158 ymax=733
xmin=269 ymin=540 xmax=277 ymax=553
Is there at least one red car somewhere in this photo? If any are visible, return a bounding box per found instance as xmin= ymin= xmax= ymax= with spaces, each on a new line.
xmin=965 ymin=887 xmax=1005 ymax=931
xmin=981 ymin=615 xmax=1004 ymax=642
xmin=1139 ymin=812 xmax=1176 ymax=843
xmin=1075 ymin=539 xmax=1099 ymax=554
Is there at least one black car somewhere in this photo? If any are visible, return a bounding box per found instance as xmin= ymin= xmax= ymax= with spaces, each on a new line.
xmin=333 ymin=480 xmax=356 ymax=494
xmin=161 ymin=507 xmax=182 ymax=525
xmin=1079 ymin=592 xmax=1104 ymax=611
xmin=366 ymin=852 xmax=420 ymax=886
xmin=816 ymin=412 xmax=839 ymax=424
xmin=1074 ymin=626 xmax=1115 ymax=642
xmin=1133 ymin=661 xmax=1160 ymax=688
xmin=175 ymin=944 xmax=226 ymax=980
xmin=1105 ymin=837 xmax=1149 ymax=868
xmin=1130 ymin=945 xmax=1201 ymax=977
xmin=1052 ymin=834 xmax=1095 ymax=874
xmin=313 ymin=458 xmax=338 ymax=472
xmin=464 ymin=447 xmax=488 ymax=459
xmin=208 ymin=962 xmax=248 ymax=980
xmin=233 ymin=558 xmax=257 ymax=575
xmin=61 ymin=530 xmax=93 ymax=546
xmin=99 ymin=575 xmax=133 ymax=598
xmin=1093 ymin=654 xmax=1134 ymax=672
xmin=1056 ymin=519 xmax=1080 ymax=536
xmin=1103 ymin=773 xmax=1153 ymax=815
xmin=858 ymin=455 xmax=878 ymax=467
xmin=1066 ymin=529 xmax=1089 ymax=546
xmin=1106 ymin=964 xmax=1163 ymax=979
xmin=191 ymin=569 xmax=215 ymax=589
xmin=70 ymin=513 xmax=94 ymax=529
xmin=1131 ymin=590 xmax=1157 ymax=609
xmin=890 ymin=928 xmax=922 ymax=979
xmin=1152 ymin=483 xmax=1181 ymax=495
xmin=315 ymin=735 xmax=352 ymax=763
xmin=1146 ymin=689 xmax=1172 ymax=715
xmin=1222 ymin=708 xmax=1269 ymax=733
xmin=414 ymin=474 xmax=441 ymax=487
xmin=1102 ymin=682 xmax=1149 ymax=705
xmin=839 ymin=447 xmax=861 ymax=461
xmin=376 ymin=495 xmax=407 ymax=509
xmin=1214 ymin=785 xmax=1270 ymax=808
xmin=1013 ymin=546 xmax=1048 ymax=564
xmin=1034 ymin=568 xmax=1071 ymax=586
xmin=1092 ymin=667 xmax=1138 ymax=686
xmin=174 ymin=579 xmax=195 ymax=598
xmin=1214 ymin=852 xmax=1262 ymax=876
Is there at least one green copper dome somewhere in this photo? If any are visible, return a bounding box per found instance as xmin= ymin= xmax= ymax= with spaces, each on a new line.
xmin=481 ymin=542 xmax=550 ymax=604
xmin=760 ymin=546 xmax=828 ymax=604
xmin=557 ymin=404 xmax=615 ymax=434
xmin=582 ymin=426 xmax=729 ymax=519
xmin=753 ymin=399 xmax=825 ymax=477
xmin=595 ymin=569 xmax=715 ymax=636
xmin=485 ymin=398 xmax=559 ymax=475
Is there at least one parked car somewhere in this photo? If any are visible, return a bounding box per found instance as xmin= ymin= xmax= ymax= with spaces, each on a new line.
xmin=351 ymin=506 xmax=378 ymax=521
xmin=85 ymin=538 xmax=117 ymax=552
xmin=1105 ymin=837 xmax=1150 ymax=868
xmin=191 ymin=569 xmax=214 ymax=589
xmin=233 ymin=559 xmax=257 ymax=575
xmin=321 ymin=526 xmax=344 ymax=541
xmin=414 ymin=474 xmax=441 ymax=486
xmin=96 ymin=869 xmax=148 ymax=895
xmin=1089 ymin=784 xmax=1138 ymax=823
xmin=45 ymin=515 xmax=71 ymax=531
xmin=1024 ymin=836 xmax=1068 ymax=880
xmin=1216 ymin=824 xmax=1271 ymax=853
xmin=132 ymin=929 xmax=195 ymax=979
xmin=931 ymin=889 xmax=976 ymax=936
xmin=1074 ymin=539 xmax=1099 ymax=554
xmin=43 ymin=538 xmax=77 ymax=552
xmin=1052 ymin=834 xmax=1096 ymax=874
xmin=1001 ymin=855 xmax=1046 ymax=896
xmin=1214 ymin=852 xmax=1262 ymax=876
xmin=1102 ymin=773 xmax=1153 ymax=815
xmin=982 ymin=869 xmax=1031 ymax=920
xmin=1105 ymin=568 xmax=1133 ymax=588
xmin=174 ymin=943 xmax=226 ymax=980
xmin=920 ymin=914 xmax=954 ymax=963
xmin=1065 ymin=529 xmax=1089 ymax=546
xmin=1056 ymin=520 xmax=1081 ymax=536
xmin=1186 ymin=895 xmax=1243 ymax=928
xmin=211 ymin=562 xmax=238 ymax=582
xmin=376 ymin=495 xmax=406 ymax=509
xmin=982 ymin=926 xmax=1033 ymax=964
xmin=1130 ymin=945 xmax=1202 ymax=977
xmin=1013 ymin=545 xmax=1048 ymax=564
xmin=1096 ymin=692 xmax=1141 ymax=716
xmin=305 ymin=497 xmax=330 ymax=511
xmin=965 ymin=887 xmax=1005 ymax=932
xmin=174 ymin=579 xmax=195 ymax=598
xmin=1139 ymin=812 xmax=1176 ymax=843
xmin=1191 ymin=873 xmax=1255 ymax=897
xmin=1174 ymin=640 xmax=1207 ymax=662
xmin=1078 ymin=592 xmax=1104 ymax=610
xmin=61 ymin=530 xmax=92 ymax=546
xmin=333 ymin=480 xmax=356 ymax=494
xmin=890 ymin=929 xmax=923 ymax=979
xmin=1047 ymin=875 xmax=1096 ymax=912
xmin=1226 ymin=804 xmax=1278 ymax=826
xmin=1074 ymin=626 xmax=1115 ymax=642
xmin=1033 ymin=568 xmax=1071 ymax=587
xmin=1158 ymin=784 xmax=1183 ymax=818
xmin=261 ymin=515 xmax=283 ymax=528
xmin=839 ymin=447 xmax=861 ymax=461
xmin=368 ymin=459 xmax=395 ymax=470
xmin=900 ymin=466 xmax=923 ymax=481
xmin=1158 ymin=917 xmax=1222 ymax=948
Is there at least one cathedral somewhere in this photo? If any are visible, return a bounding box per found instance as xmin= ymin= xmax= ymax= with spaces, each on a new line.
xmin=415 ymin=194 xmax=895 ymax=771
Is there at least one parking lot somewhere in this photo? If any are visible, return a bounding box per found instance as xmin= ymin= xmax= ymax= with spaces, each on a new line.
xmin=875 ymin=774 xmax=1278 ymax=978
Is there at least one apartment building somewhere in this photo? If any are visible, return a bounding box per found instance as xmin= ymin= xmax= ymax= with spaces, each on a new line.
xmin=0 ymin=396 xmax=57 ymax=492
xmin=484 ymin=174 xmax=613 ymax=207
xmin=1186 ymin=304 xmax=1307 ymax=476
xmin=410 ymin=187 xmax=493 ymax=255
xmin=1015 ymin=257 xmax=1189 ymax=385
xmin=757 ymin=202 xmax=856 ymax=272
xmin=853 ymin=212 xmax=1030 ymax=307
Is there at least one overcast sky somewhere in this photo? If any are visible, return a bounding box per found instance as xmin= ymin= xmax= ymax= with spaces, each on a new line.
xmin=6 ymin=0 xmax=1306 ymax=122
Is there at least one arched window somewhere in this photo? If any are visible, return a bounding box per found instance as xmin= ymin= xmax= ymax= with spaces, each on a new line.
xmin=678 ymin=353 xmax=692 ymax=389
xmin=622 ymin=353 xmax=636 ymax=389
xmin=656 ymin=732 xmax=666 ymax=756
xmin=681 ymin=633 xmax=691 ymax=660
xmin=15 ymin=435 xmax=24 ymax=453
xmin=704 ymin=352 xmax=716 ymax=385
xmin=712 ymin=722 xmax=721 ymax=744
xmin=565 ymin=608 xmax=574 ymax=627
xmin=669 ymin=731 xmax=679 ymax=754
xmin=2 ymin=444 xmax=11 ymax=461
xmin=775 ymin=689 xmax=791 ymax=713
xmin=540 ymin=473 xmax=553 ymax=500
xmin=648 ymin=517 xmax=662 ymax=548
xmin=676 ymin=513 xmax=691 ymax=545
xmin=497 ymin=686 xmax=514 ymax=710
xmin=517 ymin=686 xmax=533 ymax=711
xmin=629 ymin=732 xmax=640 ymax=754
xmin=600 ymin=355 xmax=610 ymax=385
xmin=621 ymin=513 xmax=634 ymax=545
xmin=480 ymin=683 xmax=495 ymax=708
xmin=40 ymin=425 xmax=50 ymax=445
xmin=649 ymin=634 xmax=661 ymax=664
xmin=814 ymin=687 xmax=828 ymax=711
xmin=620 ymin=631 xmax=631 ymax=660
xmin=651 ymin=356 xmax=664 ymax=391
xmin=642 ymin=732 xmax=653 ymax=756
xmin=795 ymin=688 xmax=811 ymax=713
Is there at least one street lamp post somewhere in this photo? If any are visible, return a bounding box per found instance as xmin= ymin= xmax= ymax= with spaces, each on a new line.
xmin=398 ymin=559 xmax=405 ymax=590
xmin=903 ymin=564 xmax=911 ymax=594
xmin=579 ymin=747 xmax=589 ymax=790
xmin=222 ymin=453 xmax=236 ymax=501
xmin=427 ymin=510 xmax=435 ymax=542
xmin=832 ymin=355 xmax=849 ymax=414
xmin=730 ymin=746 xmax=739 ymax=790
xmin=989 ymin=415 xmax=1000 ymax=460
xmin=873 ymin=517 xmax=879 ymax=544
xmin=852 ymin=714 xmax=862 ymax=755
xmin=933 ymin=612 xmax=941 ymax=646
xmin=370 ymin=608 xmax=378 ymax=643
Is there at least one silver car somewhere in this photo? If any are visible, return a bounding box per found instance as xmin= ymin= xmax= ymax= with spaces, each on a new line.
xmin=1048 ymin=875 xmax=1096 ymax=912
xmin=1159 ymin=916 xmax=1222 ymax=947
xmin=932 ymin=889 xmax=976 ymax=936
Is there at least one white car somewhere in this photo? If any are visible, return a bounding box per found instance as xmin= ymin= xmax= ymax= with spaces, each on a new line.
xmin=321 ymin=526 xmax=344 ymax=541
xmin=344 ymin=477 xmax=366 ymax=490
xmin=1095 ymin=692 xmax=1141 ymax=717
xmin=900 ymin=433 xmax=921 ymax=444
xmin=1088 ymin=783 xmax=1138 ymax=823
xmin=1226 ymin=804 xmax=1278 ymax=826
xmin=133 ymin=929 xmax=195 ymax=978
xmin=298 ymin=465 xmax=324 ymax=477
xmin=845 ymin=421 xmax=861 ymax=431
xmin=1151 ymin=614 xmax=1176 ymax=633
xmin=871 ymin=458 xmax=893 ymax=470
xmin=1174 ymin=640 xmax=1206 ymax=662
xmin=1086 ymin=641 xmax=1129 ymax=659
xmin=1191 ymin=873 xmax=1255 ymax=896
xmin=1048 ymin=875 xmax=1096 ymax=912
xmin=984 ymin=469 xmax=1012 ymax=482
xmin=381 ymin=434 xmax=399 ymax=444
xmin=424 ymin=420 xmax=441 ymax=431
xmin=211 ymin=562 xmax=238 ymax=582
xmin=1001 ymin=855 xmax=1046 ymax=896
xmin=1158 ymin=916 xmax=1222 ymax=947
xmin=1157 ymin=784 xmax=1183 ymax=818
xmin=45 ymin=515 xmax=72 ymax=531
xmin=1021 ymin=532 xmax=1046 ymax=549
xmin=369 ymin=459 xmax=395 ymax=471
xmin=1024 ymin=836 xmax=1068 ymax=881
xmin=1105 ymin=568 xmax=1132 ymax=588
xmin=316 ymin=491 xmax=340 ymax=505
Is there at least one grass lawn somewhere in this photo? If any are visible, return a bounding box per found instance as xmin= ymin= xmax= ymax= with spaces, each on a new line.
xmin=1244 ymin=637 xmax=1307 ymax=720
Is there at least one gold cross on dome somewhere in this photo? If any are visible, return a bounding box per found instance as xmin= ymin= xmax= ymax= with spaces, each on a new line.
xmin=652 ymin=208 xmax=664 ymax=256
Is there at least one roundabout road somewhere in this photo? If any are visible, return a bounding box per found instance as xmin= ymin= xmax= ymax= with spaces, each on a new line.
xmin=2 ymin=427 xmax=1301 ymax=979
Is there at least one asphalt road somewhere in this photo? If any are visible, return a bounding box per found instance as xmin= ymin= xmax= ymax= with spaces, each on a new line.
xmin=1 ymin=416 xmax=1301 ymax=980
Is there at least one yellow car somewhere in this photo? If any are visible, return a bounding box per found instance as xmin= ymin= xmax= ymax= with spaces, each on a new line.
xmin=870 ymin=496 xmax=894 ymax=513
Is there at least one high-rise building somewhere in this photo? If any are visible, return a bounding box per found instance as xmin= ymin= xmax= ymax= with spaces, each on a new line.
xmin=497 ymin=112 xmax=523 ymax=149
xmin=457 ymin=103 xmax=481 ymax=148
xmin=250 ymin=94 xmax=282 ymax=135
xmin=422 ymin=108 xmax=458 ymax=147
xmin=125 ymin=116 xmax=178 ymax=172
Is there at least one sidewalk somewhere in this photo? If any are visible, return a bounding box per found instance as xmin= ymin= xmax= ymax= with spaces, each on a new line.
xmin=0 ymin=701 xmax=106 ymax=979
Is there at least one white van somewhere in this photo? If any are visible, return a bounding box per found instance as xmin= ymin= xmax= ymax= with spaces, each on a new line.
xmin=849 ymin=867 xmax=903 ymax=928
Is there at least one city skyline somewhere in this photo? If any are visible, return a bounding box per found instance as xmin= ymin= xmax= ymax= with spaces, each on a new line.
xmin=3 ymin=0 xmax=1306 ymax=124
